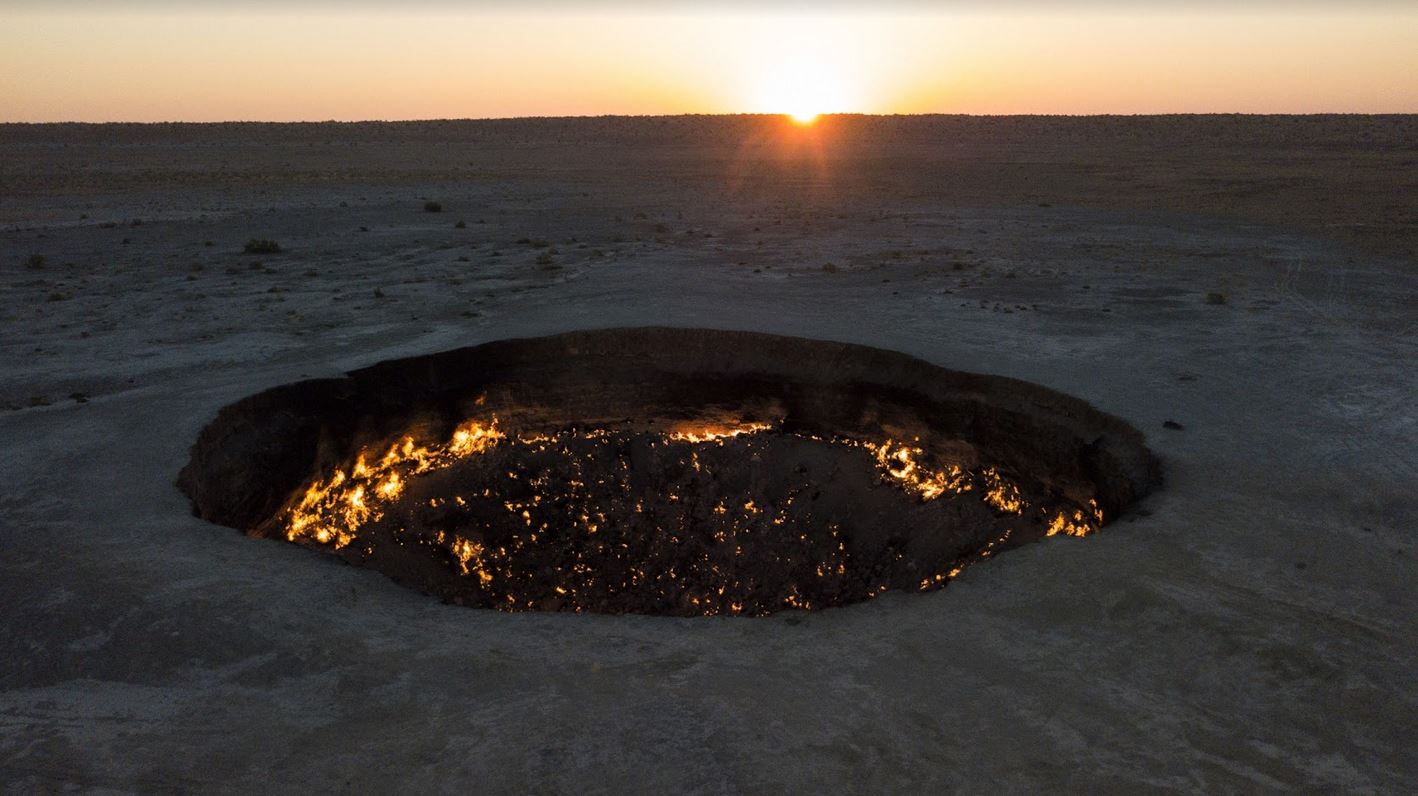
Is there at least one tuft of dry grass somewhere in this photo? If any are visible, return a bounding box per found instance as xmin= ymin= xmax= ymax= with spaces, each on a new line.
xmin=243 ymin=239 xmax=281 ymax=255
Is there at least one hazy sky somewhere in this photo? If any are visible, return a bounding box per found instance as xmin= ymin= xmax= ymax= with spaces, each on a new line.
xmin=2 ymin=2 xmax=1416 ymax=121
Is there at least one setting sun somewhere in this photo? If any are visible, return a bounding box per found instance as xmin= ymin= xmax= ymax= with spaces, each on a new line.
xmin=752 ymin=53 xmax=858 ymax=122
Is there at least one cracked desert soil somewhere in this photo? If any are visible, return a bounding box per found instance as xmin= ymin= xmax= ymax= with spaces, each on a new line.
xmin=1 ymin=116 xmax=1416 ymax=793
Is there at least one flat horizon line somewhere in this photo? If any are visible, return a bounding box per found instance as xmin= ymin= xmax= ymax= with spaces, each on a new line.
xmin=3 ymin=111 xmax=1417 ymax=126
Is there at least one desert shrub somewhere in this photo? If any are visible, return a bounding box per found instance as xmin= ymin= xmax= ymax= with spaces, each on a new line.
xmin=424 ymin=201 xmax=443 ymax=213
xmin=454 ymin=220 xmax=466 ymax=229
xmin=243 ymin=239 xmax=281 ymax=255
xmin=1205 ymin=292 xmax=1227 ymax=305
xmin=535 ymin=253 xmax=554 ymax=266
xmin=25 ymin=254 xmax=45 ymax=270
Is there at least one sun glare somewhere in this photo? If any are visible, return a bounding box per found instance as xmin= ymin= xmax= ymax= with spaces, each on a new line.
xmin=753 ymin=53 xmax=856 ymax=123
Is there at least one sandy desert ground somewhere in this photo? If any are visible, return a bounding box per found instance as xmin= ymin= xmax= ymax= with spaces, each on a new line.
xmin=1 ymin=115 xmax=1416 ymax=792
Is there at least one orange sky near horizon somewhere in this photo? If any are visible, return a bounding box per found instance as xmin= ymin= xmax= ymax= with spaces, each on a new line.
xmin=2 ymin=4 xmax=1416 ymax=122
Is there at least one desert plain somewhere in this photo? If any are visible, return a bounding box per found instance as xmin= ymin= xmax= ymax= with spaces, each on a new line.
xmin=1 ymin=115 xmax=1416 ymax=792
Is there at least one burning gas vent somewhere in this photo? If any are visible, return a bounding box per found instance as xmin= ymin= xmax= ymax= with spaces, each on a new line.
xmin=178 ymin=328 xmax=1159 ymax=616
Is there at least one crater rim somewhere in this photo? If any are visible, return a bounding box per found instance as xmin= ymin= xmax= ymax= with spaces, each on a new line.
xmin=178 ymin=327 xmax=1162 ymax=616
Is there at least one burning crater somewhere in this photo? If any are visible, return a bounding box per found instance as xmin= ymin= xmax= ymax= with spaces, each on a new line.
xmin=179 ymin=328 xmax=1159 ymax=616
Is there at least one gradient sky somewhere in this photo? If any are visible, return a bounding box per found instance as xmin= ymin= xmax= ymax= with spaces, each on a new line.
xmin=2 ymin=2 xmax=1416 ymax=122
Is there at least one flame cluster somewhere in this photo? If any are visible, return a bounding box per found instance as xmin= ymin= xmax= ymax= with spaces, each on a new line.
xmin=1046 ymin=501 xmax=1103 ymax=537
xmin=665 ymin=421 xmax=774 ymax=443
xmin=284 ymin=418 xmax=504 ymax=548
xmin=862 ymin=440 xmax=972 ymax=500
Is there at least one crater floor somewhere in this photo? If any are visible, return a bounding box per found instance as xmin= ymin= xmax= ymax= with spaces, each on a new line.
xmin=286 ymin=428 xmax=1039 ymax=617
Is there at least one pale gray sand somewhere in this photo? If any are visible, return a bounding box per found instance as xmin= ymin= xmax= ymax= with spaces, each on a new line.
xmin=1 ymin=117 xmax=1415 ymax=792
